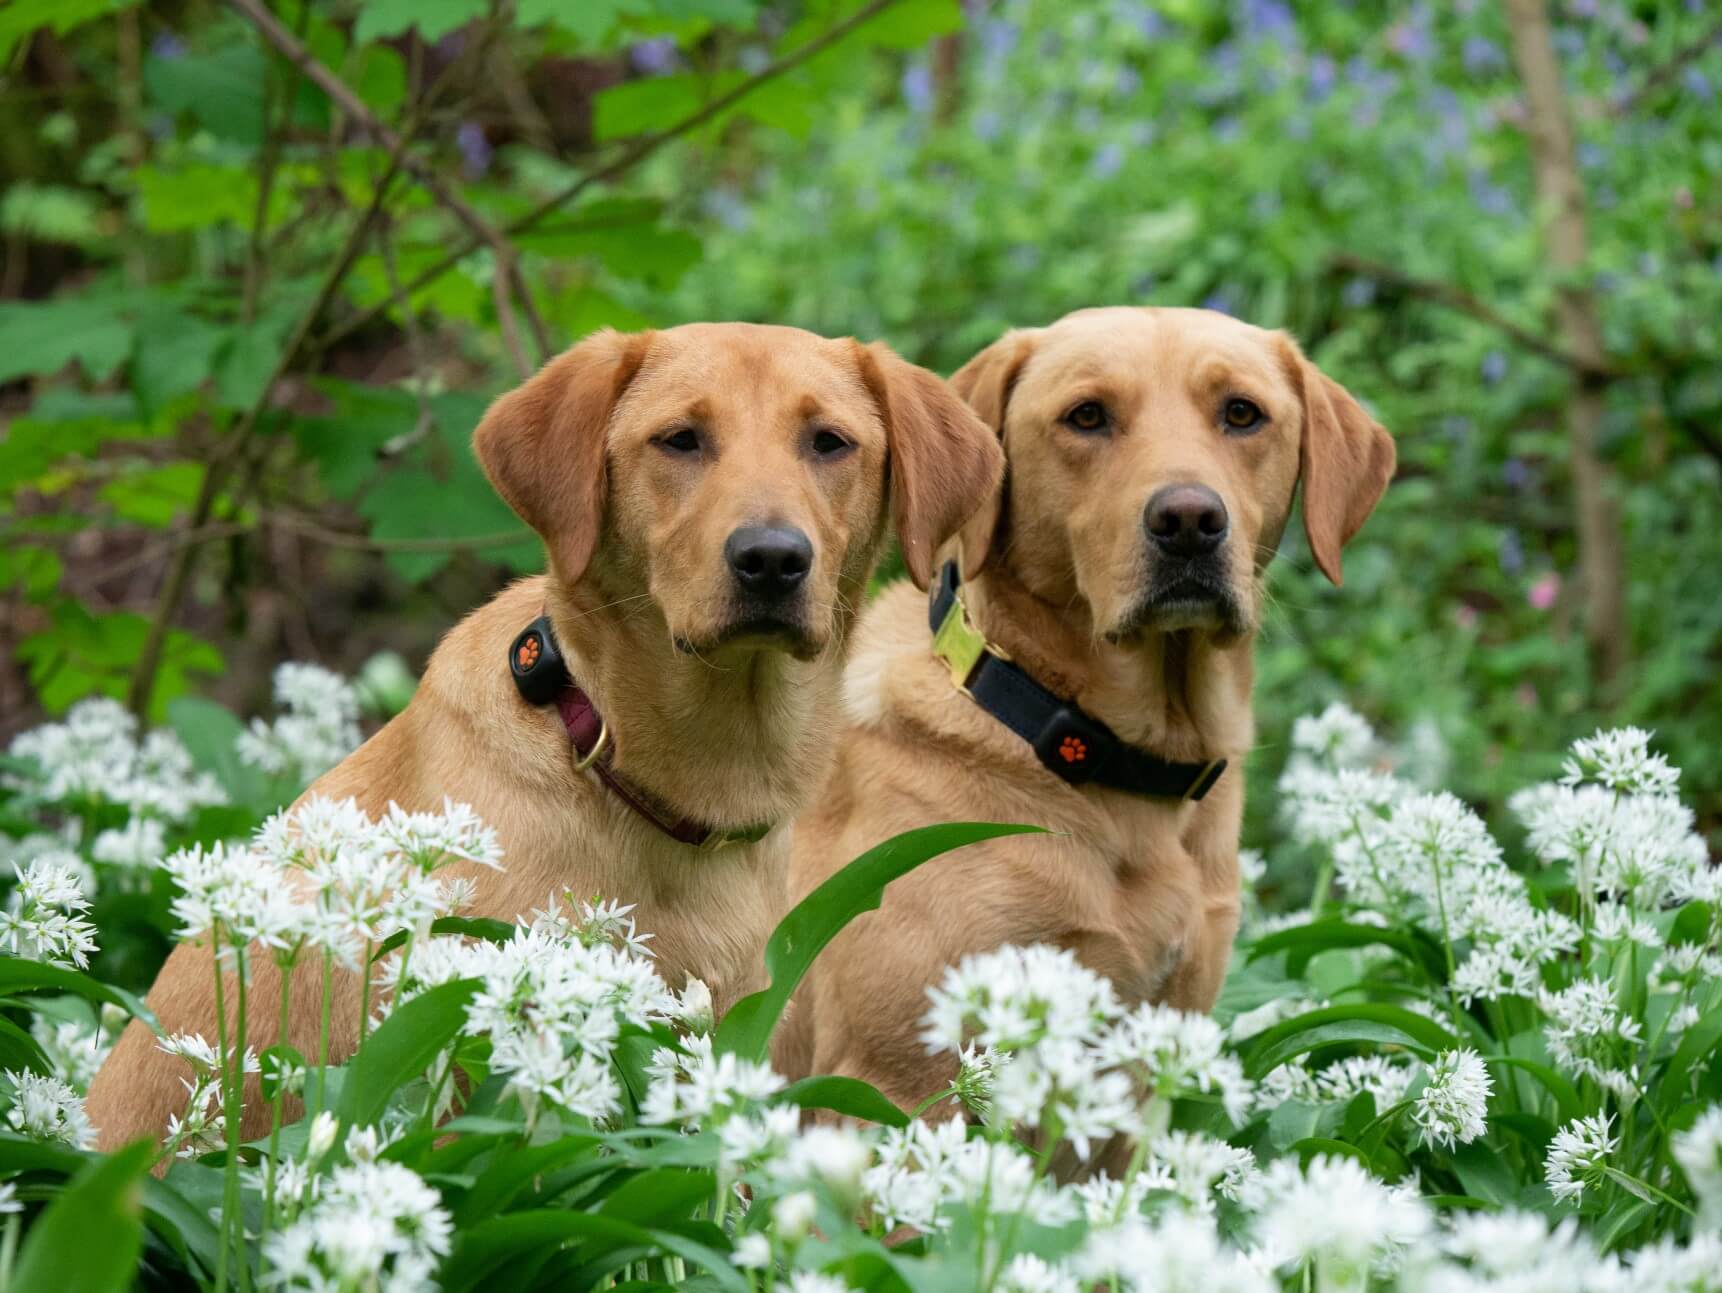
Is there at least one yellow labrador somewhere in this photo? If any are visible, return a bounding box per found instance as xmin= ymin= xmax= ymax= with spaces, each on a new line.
xmin=775 ymin=307 xmax=1394 ymax=1111
xmin=87 ymin=322 xmax=1001 ymax=1146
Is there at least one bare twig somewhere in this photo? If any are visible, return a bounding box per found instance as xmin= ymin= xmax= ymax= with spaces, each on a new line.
xmin=320 ymin=0 xmax=903 ymax=353
xmin=1328 ymin=252 xmax=1619 ymax=381
xmin=225 ymin=0 xmax=549 ymax=373
xmin=1612 ymin=13 xmax=1722 ymax=116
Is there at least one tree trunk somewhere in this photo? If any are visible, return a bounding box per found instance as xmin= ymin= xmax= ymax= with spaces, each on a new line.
xmin=1505 ymin=0 xmax=1628 ymax=689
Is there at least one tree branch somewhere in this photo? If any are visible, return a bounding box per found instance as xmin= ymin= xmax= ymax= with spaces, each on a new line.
xmin=1612 ymin=13 xmax=1722 ymax=116
xmin=1327 ymin=251 xmax=1620 ymax=381
xmin=318 ymin=0 xmax=904 ymax=353
xmin=226 ymin=0 xmax=550 ymax=374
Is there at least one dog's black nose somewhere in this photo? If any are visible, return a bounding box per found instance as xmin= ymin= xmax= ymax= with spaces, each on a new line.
xmin=1145 ymin=484 xmax=1229 ymax=557
xmin=725 ymin=525 xmax=813 ymax=596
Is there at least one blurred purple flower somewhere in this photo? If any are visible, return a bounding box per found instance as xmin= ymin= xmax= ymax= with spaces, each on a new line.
xmin=1681 ymin=67 xmax=1713 ymax=102
xmin=1342 ymin=277 xmax=1377 ymax=308
xmin=1240 ymin=0 xmax=1295 ymax=37
xmin=1117 ymin=1 xmax=1167 ymax=41
xmin=456 ymin=122 xmax=491 ymax=180
xmin=703 ymin=188 xmax=751 ymax=233
xmin=1307 ymin=53 xmax=1336 ymax=99
xmin=901 ymin=61 xmax=934 ymax=113
xmin=974 ymin=109 xmax=1004 ymax=141
xmin=1468 ymin=171 xmax=1515 ymax=217
xmin=151 ymin=32 xmax=186 ymax=60
xmin=1568 ymin=0 xmax=1599 ymax=16
xmin=1481 ymin=351 xmax=1508 ymax=383
xmin=1202 ymin=288 xmax=1239 ymax=316
xmin=1462 ymin=36 xmax=1505 ymax=77
xmin=1552 ymin=27 xmax=1584 ymax=59
xmin=629 ymin=38 xmax=679 ymax=74
xmin=1115 ymin=65 xmax=1142 ymax=97
xmin=1577 ymin=142 xmax=1607 ymax=170
xmin=1499 ymin=528 xmax=1525 ymax=575
xmin=1503 ymin=458 xmax=1531 ymax=491
xmin=1009 ymin=245 xmax=1042 ymax=274
xmin=1386 ymin=6 xmax=1434 ymax=62
xmin=981 ymin=18 xmax=1019 ymax=59
xmin=1091 ymin=143 xmax=1125 ymax=178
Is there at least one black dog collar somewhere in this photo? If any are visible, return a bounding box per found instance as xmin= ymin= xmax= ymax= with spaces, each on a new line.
xmin=927 ymin=562 xmax=1226 ymax=802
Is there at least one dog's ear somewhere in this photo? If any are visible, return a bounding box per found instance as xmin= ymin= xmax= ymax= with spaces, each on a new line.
xmin=855 ymin=341 xmax=1004 ymax=591
xmin=474 ymin=329 xmax=654 ymax=583
xmin=1288 ymin=340 xmax=1396 ymax=586
xmin=947 ymin=329 xmax=1037 ymax=579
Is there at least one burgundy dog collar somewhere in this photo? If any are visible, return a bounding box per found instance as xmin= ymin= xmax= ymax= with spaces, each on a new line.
xmin=509 ymin=615 xmax=774 ymax=850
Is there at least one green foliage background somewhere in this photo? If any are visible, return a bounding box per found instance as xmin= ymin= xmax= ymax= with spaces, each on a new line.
xmin=2 ymin=0 xmax=1719 ymax=869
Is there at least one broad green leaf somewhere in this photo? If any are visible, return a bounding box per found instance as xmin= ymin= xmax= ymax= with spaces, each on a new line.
xmin=0 ymin=957 xmax=161 ymax=1034
xmin=135 ymin=163 xmax=259 ymax=233
xmin=777 ymin=1075 xmax=908 ymax=1128
xmin=595 ymin=73 xmax=734 ymax=142
xmin=0 ymin=181 xmax=104 ymax=247
xmin=0 ymin=0 xmax=132 ymax=62
xmin=1485 ymin=1055 xmax=1584 ymax=1124
xmin=353 ymin=0 xmax=488 ymax=44
xmin=335 ymin=978 xmax=479 ymax=1132
xmin=0 ymin=1016 xmax=51 ymax=1075
xmin=453 ymin=1135 xmax=601 ymax=1226
xmin=1243 ymin=1003 xmax=1458 ymax=1079
xmin=130 ymin=308 xmax=227 ymax=415
xmin=1246 ymin=917 xmax=1446 ymax=980
xmin=11 ymin=1139 xmax=153 ymax=1293
xmin=167 ymin=694 xmax=280 ymax=812
xmin=598 ymin=1168 xmax=716 ymax=1225
xmin=371 ymin=916 xmax=517 ymax=963
xmin=98 ymin=461 xmax=206 ymax=527
xmin=1659 ymin=1004 xmax=1722 ymax=1115
xmin=0 ymin=296 xmax=132 ymax=384
xmin=442 ymin=1209 xmax=746 ymax=1293
xmin=144 ymin=41 xmax=268 ymax=146
xmin=1449 ymin=1141 xmax=1520 ymax=1208
xmin=715 ymin=822 xmax=1041 ymax=1061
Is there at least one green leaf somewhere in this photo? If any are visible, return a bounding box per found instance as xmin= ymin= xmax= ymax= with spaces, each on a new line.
xmin=442 ymin=1210 xmax=746 ymax=1293
xmin=98 ymin=462 xmax=206 ymax=527
xmin=371 ymin=916 xmax=517 ymax=963
xmin=1243 ymin=1004 xmax=1458 ymax=1079
xmin=1485 ymin=1055 xmax=1584 ymax=1124
xmin=353 ymin=0 xmax=489 ymax=44
xmin=0 ymin=1016 xmax=52 ymax=1075
xmin=144 ymin=40 xmax=268 ymax=146
xmin=598 ymin=1168 xmax=716 ymax=1225
xmin=130 ymin=308 xmax=227 ymax=416
xmin=166 ymin=694 xmax=279 ymax=812
xmin=715 ymin=822 xmax=1041 ymax=1061
xmin=135 ymin=163 xmax=259 ymax=233
xmin=595 ymin=74 xmax=730 ymax=142
xmin=777 ymin=1075 xmax=908 ymax=1128
xmin=1449 ymin=1140 xmax=1521 ymax=1208
xmin=0 ymin=296 xmax=132 ymax=384
xmin=0 ymin=182 xmax=105 ymax=247
xmin=0 ymin=958 xmax=161 ymax=1034
xmin=0 ymin=0 xmax=132 ymax=63
xmin=1659 ymin=1003 xmax=1722 ymax=1115
xmin=452 ymin=1134 xmax=600 ymax=1226
xmin=11 ymin=1139 xmax=153 ymax=1293
xmin=335 ymin=978 xmax=479 ymax=1132
xmin=1246 ymin=918 xmax=1447 ymax=981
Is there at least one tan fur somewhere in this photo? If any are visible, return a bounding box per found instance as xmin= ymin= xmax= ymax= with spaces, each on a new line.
xmin=774 ymin=307 xmax=1393 ymax=1113
xmin=86 ymin=322 xmax=1000 ymax=1150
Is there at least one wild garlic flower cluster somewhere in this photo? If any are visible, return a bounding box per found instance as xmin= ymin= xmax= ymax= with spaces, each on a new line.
xmin=922 ymin=943 xmax=1252 ymax=1157
xmin=161 ymin=794 xmax=498 ymax=972
xmin=375 ymin=891 xmax=709 ymax=1132
xmin=236 ymin=662 xmax=365 ymax=786
xmin=2 ymin=1068 xmax=94 ymax=1148
xmin=4 ymin=696 xmax=224 ymax=823
xmin=0 ymin=855 xmax=98 ymax=968
xmin=261 ymin=1155 xmax=453 ymax=1293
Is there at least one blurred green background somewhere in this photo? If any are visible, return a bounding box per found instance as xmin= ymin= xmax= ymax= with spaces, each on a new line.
xmin=2 ymin=0 xmax=1719 ymax=861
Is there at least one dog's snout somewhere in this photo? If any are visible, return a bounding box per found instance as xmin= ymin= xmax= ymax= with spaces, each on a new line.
xmin=1145 ymin=484 xmax=1229 ymax=557
xmin=725 ymin=525 xmax=813 ymax=596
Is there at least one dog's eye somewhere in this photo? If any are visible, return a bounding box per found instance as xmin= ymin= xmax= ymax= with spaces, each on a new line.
xmin=810 ymin=427 xmax=852 ymax=457
xmin=1063 ymin=401 xmax=1109 ymax=433
xmin=657 ymin=427 xmax=701 ymax=454
xmin=1222 ymin=398 xmax=1265 ymax=432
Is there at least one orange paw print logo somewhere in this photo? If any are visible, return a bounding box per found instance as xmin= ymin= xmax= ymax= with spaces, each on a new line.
xmin=1058 ymin=735 xmax=1088 ymax=764
xmin=516 ymin=634 xmax=543 ymax=670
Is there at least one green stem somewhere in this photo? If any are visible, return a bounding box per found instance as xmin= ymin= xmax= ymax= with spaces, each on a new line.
xmin=0 ymin=1214 xmax=19 ymax=1293
xmin=1602 ymin=1167 xmax=1695 ymax=1216
xmin=359 ymin=939 xmax=374 ymax=1042
xmin=265 ymin=954 xmax=296 ymax=1230
xmin=211 ymin=945 xmax=233 ymax=1293
xmin=313 ymin=951 xmax=334 ymax=1118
